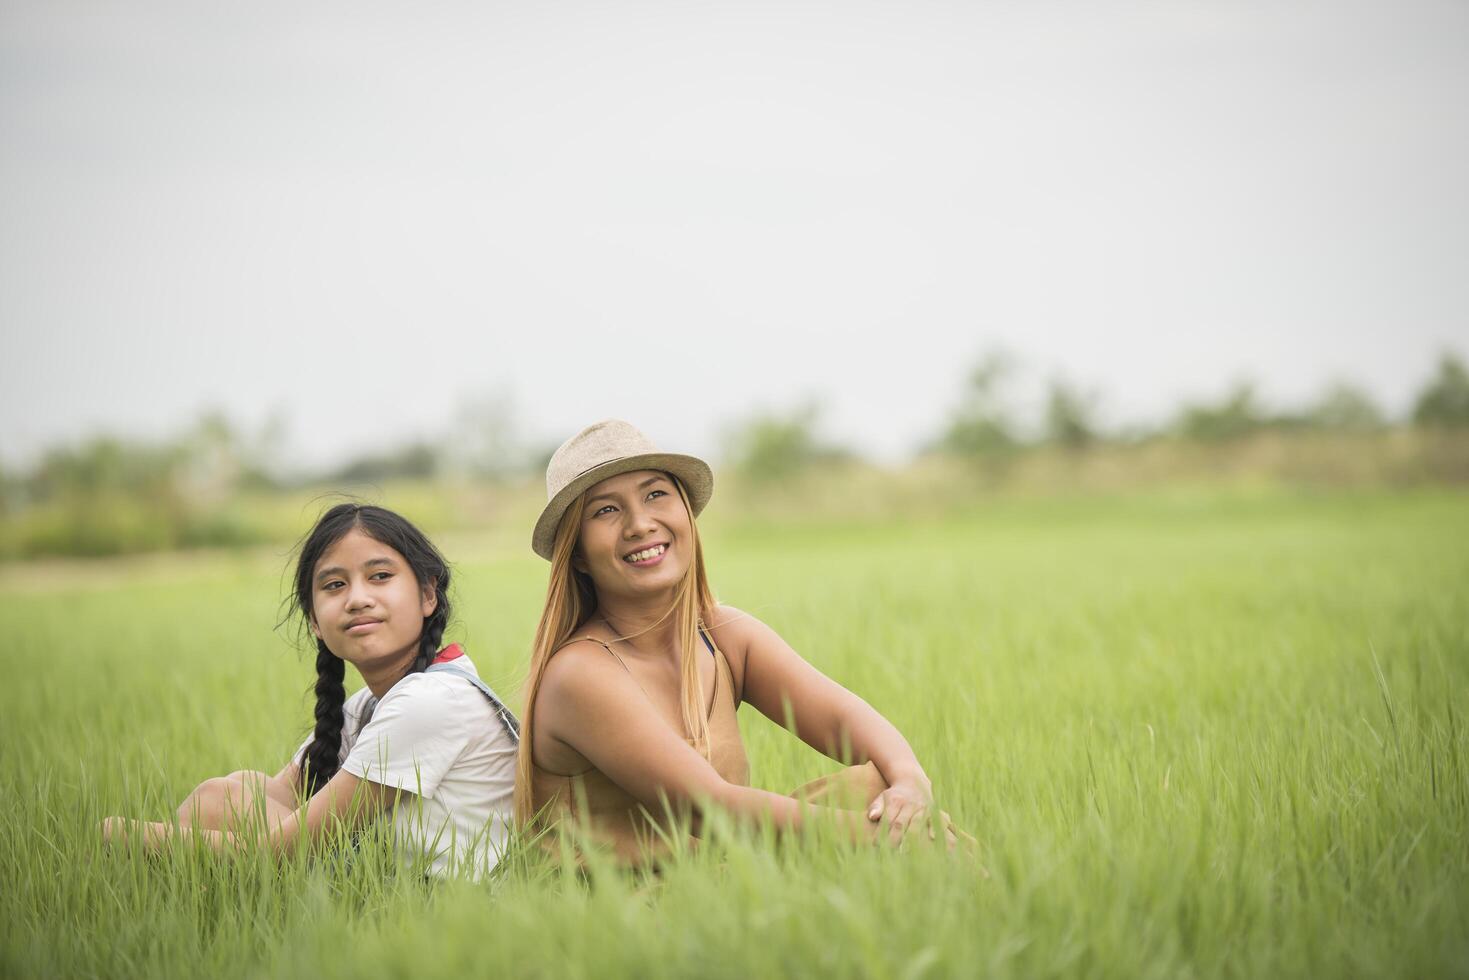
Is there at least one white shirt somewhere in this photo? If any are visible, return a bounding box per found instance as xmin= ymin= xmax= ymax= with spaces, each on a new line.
xmin=295 ymin=654 xmax=517 ymax=878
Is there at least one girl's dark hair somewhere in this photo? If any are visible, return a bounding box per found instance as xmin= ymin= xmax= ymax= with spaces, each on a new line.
xmin=291 ymin=503 xmax=451 ymax=795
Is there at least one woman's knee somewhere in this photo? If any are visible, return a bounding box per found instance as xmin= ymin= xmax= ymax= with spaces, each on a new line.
xmin=854 ymin=761 xmax=888 ymax=803
xmin=791 ymin=762 xmax=888 ymax=810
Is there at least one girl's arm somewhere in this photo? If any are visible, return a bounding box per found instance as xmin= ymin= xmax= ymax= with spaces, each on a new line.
xmin=712 ymin=607 xmax=940 ymax=845
xmin=108 ymin=679 xmax=467 ymax=856
xmin=273 ymin=759 xmax=302 ymax=787
xmin=103 ymin=769 xmax=405 ymax=857
xmin=535 ymin=641 xmax=881 ymax=844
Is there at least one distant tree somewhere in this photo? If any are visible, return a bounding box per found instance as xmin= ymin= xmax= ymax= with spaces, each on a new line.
xmin=1174 ymin=381 xmax=1264 ymax=441
xmin=528 ymin=440 xmax=562 ymax=477
xmin=1308 ymin=381 xmax=1385 ymax=432
xmin=29 ymin=436 xmax=184 ymax=500
xmin=245 ymin=411 xmax=290 ymax=490
xmin=329 ymin=442 xmax=439 ymax=483
xmin=936 ymin=351 xmax=1019 ymax=456
xmin=1412 ymin=352 xmax=1469 ymax=428
xmin=2 ymin=414 xmax=286 ymax=557
xmin=167 ymin=410 xmax=284 ymax=494
xmin=179 ymin=411 xmax=243 ymax=499
xmin=1043 ymin=377 xmax=1099 ymax=449
xmin=448 ymin=393 xmax=535 ymax=479
xmin=724 ymin=402 xmax=850 ymax=481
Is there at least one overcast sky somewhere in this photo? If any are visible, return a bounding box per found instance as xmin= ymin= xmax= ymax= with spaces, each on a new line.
xmin=2 ymin=0 xmax=1466 ymax=468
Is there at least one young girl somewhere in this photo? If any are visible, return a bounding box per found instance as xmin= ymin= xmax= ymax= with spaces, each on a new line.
xmin=519 ymin=420 xmax=967 ymax=864
xmin=102 ymin=504 xmax=520 ymax=878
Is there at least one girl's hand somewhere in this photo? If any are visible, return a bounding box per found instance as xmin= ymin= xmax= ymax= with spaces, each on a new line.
xmin=100 ymin=817 xmax=171 ymax=852
xmin=866 ymin=777 xmax=935 ymax=847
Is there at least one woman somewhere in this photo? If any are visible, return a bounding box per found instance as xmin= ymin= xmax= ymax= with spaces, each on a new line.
xmin=519 ymin=420 xmax=966 ymax=864
xmin=102 ymin=504 xmax=520 ymax=878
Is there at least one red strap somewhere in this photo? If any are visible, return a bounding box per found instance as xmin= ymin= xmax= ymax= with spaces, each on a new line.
xmin=431 ymin=643 xmax=465 ymax=664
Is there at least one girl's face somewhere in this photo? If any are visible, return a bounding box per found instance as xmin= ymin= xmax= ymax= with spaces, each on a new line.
xmin=575 ymin=470 xmax=692 ymax=599
xmin=309 ymin=528 xmax=436 ymax=670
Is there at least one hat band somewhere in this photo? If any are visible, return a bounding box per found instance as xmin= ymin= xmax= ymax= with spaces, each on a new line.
xmin=572 ymin=455 xmax=628 ymax=481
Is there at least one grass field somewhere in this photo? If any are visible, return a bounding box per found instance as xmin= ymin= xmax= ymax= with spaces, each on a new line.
xmin=2 ymin=488 xmax=1467 ymax=978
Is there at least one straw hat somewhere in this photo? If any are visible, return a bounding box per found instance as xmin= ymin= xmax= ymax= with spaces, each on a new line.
xmin=532 ymin=420 xmax=714 ymax=560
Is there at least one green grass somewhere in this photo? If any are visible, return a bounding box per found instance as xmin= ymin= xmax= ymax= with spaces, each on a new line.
xmin=2 ymin=488 xmax=1467 ymax=978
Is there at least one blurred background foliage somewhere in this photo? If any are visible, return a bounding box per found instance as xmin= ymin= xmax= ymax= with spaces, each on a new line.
xmin=721 ymin=402 xmax=855 ymax=482
xmin=3 ymin=351 xmax=1467 ymax=561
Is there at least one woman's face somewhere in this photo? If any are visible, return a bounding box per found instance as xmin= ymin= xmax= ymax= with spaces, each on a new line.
xmin=575 ymin=469 xmax=692 ymax=598
xmin=309 ymin=528 xmax=436 ymax=670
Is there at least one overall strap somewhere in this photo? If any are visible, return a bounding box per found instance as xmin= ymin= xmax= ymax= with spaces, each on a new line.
xmin=424 ymin=663 xmax=521 ymax=743
xmin=358 ymin=694 xmax=381 ymax=731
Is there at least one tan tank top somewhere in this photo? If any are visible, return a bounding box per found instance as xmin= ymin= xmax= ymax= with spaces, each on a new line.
xmin=528 ymin=631 xmax=750 ymax=865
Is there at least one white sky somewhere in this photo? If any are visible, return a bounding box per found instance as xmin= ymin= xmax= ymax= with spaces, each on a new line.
xmin=2 ymin=0 xmax=1466 ymax=467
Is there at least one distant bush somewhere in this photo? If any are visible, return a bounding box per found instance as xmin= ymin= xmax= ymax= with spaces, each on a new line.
xmin=0 ymin=417 xmax=279 ymax=559
xmin=1412 ymin=352 xmax=1469 ymax=428
xmin=723 ymin=404 xmax=851 ymax=481
xmin=12 ymin=498 xmax=175 ymax=558
xmin=442 ymin=393 xmax=546 ymax=480
xmin=1043 ymin=378 xmax=1099 ymax=449
xmin=26 ymin=436 xmax=184 ymax=503
xmin=934 ymin=352 xmax=1020 ymax=457
xmin=1307 ymin=381 xmax=1385 ymax=433
xmin=1173 ymin=381 xmax=1266 ymax=441
xmin=328 ymin=442 xmax=439 ymax=484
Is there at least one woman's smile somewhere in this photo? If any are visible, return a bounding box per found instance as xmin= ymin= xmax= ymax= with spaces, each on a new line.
xmin=575 ymin=470 xmax=693 ymax=592
xmin=622 ymin=542 xmax=669 ymax=567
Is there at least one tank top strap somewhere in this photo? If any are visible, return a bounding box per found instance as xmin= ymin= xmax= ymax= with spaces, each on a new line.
xmin=697 ymin=625 xmax=742 ymax=707
xmin=573 ymin=635 xmax=636 ymax=676
xmin=577 ymin=631 xmax=714 ymax=666
xmin=573 ymin=632 xmax=725 ymax=728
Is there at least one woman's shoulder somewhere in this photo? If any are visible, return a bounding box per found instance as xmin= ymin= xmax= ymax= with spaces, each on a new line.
xmin=705 ymin=604 xmax=766 ymax=702
xmin=536 ymin=636 xmax=660 ymax=728
xmin=540 ymin=636 xmax=627 ymax=694
xmin=705 ymin=603 xmax=769 ymax=651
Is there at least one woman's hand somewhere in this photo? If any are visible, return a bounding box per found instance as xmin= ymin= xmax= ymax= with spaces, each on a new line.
xmin=865 ymin=778 xmax=972 ymax=854
xmin=867 ymin=776 xmax=936 ymax=846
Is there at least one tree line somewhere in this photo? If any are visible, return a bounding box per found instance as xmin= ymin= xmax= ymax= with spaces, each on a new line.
xmin=727 ymin=351 xmax=1469 ymax=479
xmin=1 ymin=351 xmax=1466 ymax=557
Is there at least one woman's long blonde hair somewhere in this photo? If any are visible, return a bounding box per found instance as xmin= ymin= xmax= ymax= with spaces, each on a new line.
xmin=514 ymin=474 xmax=717 ymax=826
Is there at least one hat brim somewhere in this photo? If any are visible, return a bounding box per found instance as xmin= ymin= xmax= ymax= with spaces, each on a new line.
xmin=532 ymin=452 xmax=714 ymax=560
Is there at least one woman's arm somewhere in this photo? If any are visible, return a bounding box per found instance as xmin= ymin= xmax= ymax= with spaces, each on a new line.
xmin=535 ymin=642 xmax=880 ymax=843
xmin=715 ymin=607 xmax=940 ymax=844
